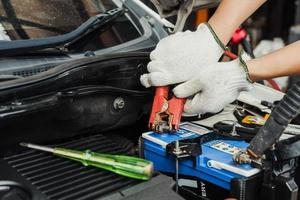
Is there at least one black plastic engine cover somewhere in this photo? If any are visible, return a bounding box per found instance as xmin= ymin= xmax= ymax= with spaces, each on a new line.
xmin=0 ymin=52 xmax=152 ymax=154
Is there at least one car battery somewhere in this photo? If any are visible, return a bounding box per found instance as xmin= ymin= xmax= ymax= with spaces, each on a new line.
xmin=142 ymin=122 xmax=262 ymax=199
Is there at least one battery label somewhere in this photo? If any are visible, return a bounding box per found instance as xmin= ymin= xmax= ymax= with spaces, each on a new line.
xmin=180 ymin=123 xmax=210 ymax=135
xmin=175 ymin=128 xmax=199 ymax=138
xmin=209 ymin=141 xmax=242 ymax=155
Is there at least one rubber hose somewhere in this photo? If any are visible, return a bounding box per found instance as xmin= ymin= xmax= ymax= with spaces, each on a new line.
xmin=248 ymin=81 xmax=300 ymax=157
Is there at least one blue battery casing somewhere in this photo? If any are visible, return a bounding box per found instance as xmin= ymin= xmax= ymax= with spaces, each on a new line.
xmin=142 ymin=123 xmax=260 ymax=190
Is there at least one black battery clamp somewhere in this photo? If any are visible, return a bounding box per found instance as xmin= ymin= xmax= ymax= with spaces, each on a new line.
xmin=248 ymin=81 xmax=300 ymax=158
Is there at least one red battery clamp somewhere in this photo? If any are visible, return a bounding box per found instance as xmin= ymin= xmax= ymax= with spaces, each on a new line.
xmin=148 ymin=86 xmax=186 ymax=133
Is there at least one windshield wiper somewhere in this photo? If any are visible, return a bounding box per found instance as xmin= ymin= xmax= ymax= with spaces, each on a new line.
xmin=0 ymin=8 xmax=124 ymax=56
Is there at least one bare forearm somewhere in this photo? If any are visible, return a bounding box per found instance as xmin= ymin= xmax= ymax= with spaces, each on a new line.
xmin=208 ymin=0 xmax=267 ymax=44
xmin=248 ymin=41 xmax=300 ymax=81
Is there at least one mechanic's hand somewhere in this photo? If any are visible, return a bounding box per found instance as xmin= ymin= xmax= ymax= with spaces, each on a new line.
xmin=173 ymin=53 xmax=253 ymax=114
xmin=140 ymin=23 xmax=226 ymax=88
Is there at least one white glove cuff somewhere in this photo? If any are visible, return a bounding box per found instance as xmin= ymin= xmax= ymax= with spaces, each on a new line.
xmin=229 ymin=58 xmax=254 ymax=93
xmin=239 ymin=52 xmax=254 ymax=84
xmin=197 ymin=23 xmax=227 ymax=52
xmin=229 ymin=71 xmax=253 ymax=93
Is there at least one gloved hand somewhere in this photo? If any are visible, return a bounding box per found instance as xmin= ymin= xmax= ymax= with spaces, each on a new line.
xmin=140 ymin=23 xmax=226 ymax=88
xmin=173 ymin=53 xmax=253 ymax=114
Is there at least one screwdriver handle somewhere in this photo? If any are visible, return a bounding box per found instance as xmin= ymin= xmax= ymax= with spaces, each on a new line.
xmin=54 ymin=148 xmax=153 ymax=180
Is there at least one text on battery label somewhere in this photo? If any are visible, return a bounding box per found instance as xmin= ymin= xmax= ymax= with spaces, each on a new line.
xmin=180 ymin=123 xmax=210 ymax=135
xmin=176 ymin=129 xmax=197 ymax=138
xmin=210 ymin=141 xmax=242 ymax=155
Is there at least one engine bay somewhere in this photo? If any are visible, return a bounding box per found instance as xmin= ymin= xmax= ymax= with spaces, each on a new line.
xmin=1 ymin=1 xmax=300 ymax=200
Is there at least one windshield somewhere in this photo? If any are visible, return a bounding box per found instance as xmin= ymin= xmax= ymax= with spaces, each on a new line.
xmin=0 ymin=0 xmax=141 ymax=53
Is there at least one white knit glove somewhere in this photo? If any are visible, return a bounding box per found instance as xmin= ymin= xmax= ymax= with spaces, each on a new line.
xmin=140 ymin=23 xmax=226 ymax=88
xmin=173 ymin=53 xmax=254 ymax=114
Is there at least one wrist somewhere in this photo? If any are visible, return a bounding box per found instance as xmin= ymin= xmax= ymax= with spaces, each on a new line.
xmin=246 ymin=59 xmax=270 ymax=82
xmin=246 ymin=60 xmax=259 ymax=81
xmin=208 ymin=17 xmax=237 ymax=45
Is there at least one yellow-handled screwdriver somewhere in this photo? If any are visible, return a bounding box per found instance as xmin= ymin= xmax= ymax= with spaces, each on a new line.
xmin=20 ymin=142 xmax=153 ymax=180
